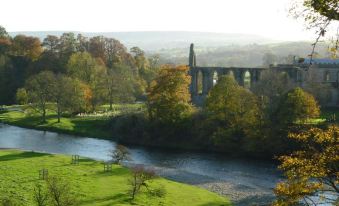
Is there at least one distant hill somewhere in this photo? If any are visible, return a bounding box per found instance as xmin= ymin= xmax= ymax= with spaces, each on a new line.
xmin=9 ymin=31 xmax=280 ymax=51
xmin=9 ymin=31 xmax=322 ymax=67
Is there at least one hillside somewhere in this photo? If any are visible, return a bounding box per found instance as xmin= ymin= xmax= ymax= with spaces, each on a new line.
xmin=9 ymin=31 xmax=278 ymax=51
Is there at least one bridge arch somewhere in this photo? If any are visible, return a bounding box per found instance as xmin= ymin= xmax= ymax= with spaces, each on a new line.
xmin=244 ymin=71 xmax=251 ymax=89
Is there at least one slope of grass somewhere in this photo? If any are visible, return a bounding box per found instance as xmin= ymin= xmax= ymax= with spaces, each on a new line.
xmin=0 ymin=150 xmax=231 ymax=206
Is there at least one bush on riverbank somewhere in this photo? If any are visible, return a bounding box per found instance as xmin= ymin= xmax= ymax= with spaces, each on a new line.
xmin=0 ymin=150 xmax=231 ymax=206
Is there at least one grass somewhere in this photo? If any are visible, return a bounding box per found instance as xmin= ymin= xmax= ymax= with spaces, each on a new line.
xmin=0 ymin=149 xmax=231 ymax=206
xmin=0 ymin=107 xmax=114 ymax=139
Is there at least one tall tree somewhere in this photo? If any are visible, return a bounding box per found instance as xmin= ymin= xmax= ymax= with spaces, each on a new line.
xmin=104 ymin=65 xmax=135 ymax=110
xmin=52 ymin=75 xmax=73 ymax=122
xmin=147 ymin=65 xmax=192 ymax=123
xmin=25 ymin=71 xmax=54 ymax=122
xmin=67 ymin=51 xmax=107 ymax=110
xmin=11 ymin=35 xmax=42 ymax=60
xmin=205 ymin=75 xmax=260 ymax=150
xmin=67 ymin=52 xmax=101 ymax=84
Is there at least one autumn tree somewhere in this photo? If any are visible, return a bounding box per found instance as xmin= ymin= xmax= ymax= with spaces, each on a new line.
xmin=110 ymin=144 xmax=131 ymax=164
xmin=290 ymin=0 xmax=339 ymax=58
xmin=204 ymin=75 xmax=260 ymax=150
xmin=11 ymin=35 xmax=42 ymax=60
xmin=89 ymin=36 xmax=132 ymax=68
xmin=147 ymin=65 xmax=192 ymax=123
xmin=274 ymin=126 xmax=339 ymax=206
xmin=275 ymin=87 xmax=320 ymax=124
xmin=25 ymin=71 xmax=55 ymax=122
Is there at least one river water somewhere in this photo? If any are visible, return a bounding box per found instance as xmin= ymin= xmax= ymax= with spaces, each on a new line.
xmin=0 ymin=123 xmax=283 ymax=205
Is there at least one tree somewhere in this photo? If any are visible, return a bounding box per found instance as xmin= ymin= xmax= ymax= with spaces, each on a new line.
xmin=67 ymin=52 xmax=99 ymax=84
xmin=0 ymin=26 xmax=11 ymax=54
xmin=274 ymin=126 xmax=339 ymax=206
xmin=104 ymin=65 xmax=135 ymax=110
xmin=147 ymin=65 xmax=192 ymax=123
xmin=33 ymin=183 xmax=49 ymax=206
xmin=47 ymin=176 xmax=76 ymax=206
xmin=110 ymin=144 xmax=131 ymax=164
xmin=290 ymin=0 xmax=339 ymax=59
xmin=15 ymin=88 xmax=28 ymax=105
xmin=42 ymin=35 xmax=60 ymax=53
xmin=204 ymin=75 xmax=260 ymax=150
xmin=129 ymin=166 xmax=156 ymax=200
xmin=275 ymin=87 xmax=320 ymax=124
xmin=0 ymin=26 xmax=9 ymax=39
xmin=89 ymin=36 xmax=132 ymax=68
xmin=67 ymin=51 xmax=107 ymax=110
xmin=25 ymin=71 xmax=54 ymax=123
xmin=51 ymin=75 xmax=78 ymax=122
xmin=252 ymin=70 xmax=296 ymax=123
xmin=11 ymin=35 xmax=42 ymax=60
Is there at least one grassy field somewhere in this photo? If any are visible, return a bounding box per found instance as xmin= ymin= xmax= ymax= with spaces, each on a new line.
xmin=0 ymin=109 xmax=113 ymax=139
xmin=0 ymin=150 xmax=231 ymax=206
xmin=0 ymin=104 xmax=146 ymax=139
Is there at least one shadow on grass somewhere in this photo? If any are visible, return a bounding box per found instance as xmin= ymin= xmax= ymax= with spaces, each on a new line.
xmin=95 ymin=167 xmax=128 ymax=176
xmin=198 ymin=202 xmax=231 ymax=206
xmin=70 ymin=118 xmax=112 ymax=139
xmin=79 ymin=193 xmax=130 ymax=205
xmin=0 ymin=151 xmax=50 ymax=161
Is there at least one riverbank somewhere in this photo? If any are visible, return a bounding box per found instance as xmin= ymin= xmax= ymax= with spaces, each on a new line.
xmin=0 ymin=123 xmax=281 ymax=206
xmin=0 ymin=149 xmax=231 ymax=206
xmin=0 ymin=109 xmax=113 ymax=139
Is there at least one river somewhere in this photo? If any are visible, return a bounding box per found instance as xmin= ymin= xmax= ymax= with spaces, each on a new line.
xmin=0 ymin=123 xmax=283 ymax=205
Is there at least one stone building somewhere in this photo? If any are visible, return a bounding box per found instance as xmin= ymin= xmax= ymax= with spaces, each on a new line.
xmin=188 ymin=43 xmax=339 ymax=106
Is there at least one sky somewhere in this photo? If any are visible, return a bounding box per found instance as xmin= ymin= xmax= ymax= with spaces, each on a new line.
xmin=1 ymin=0 xmax=317 ymax=41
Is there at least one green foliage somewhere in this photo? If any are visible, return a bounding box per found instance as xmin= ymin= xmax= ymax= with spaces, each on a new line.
xmin=15 ymin=88 xmax=28 ymax=105
xmin=67 ymin=52 xmax=104 ymax=84
xmin=205 ymin=75 xmax=260 ymax=150
xmin=25 ymin=71 xmax=55 ymax=122
xmin=147 ymin=65 xmax=192 ymax=123
xmin=0 ymin=26 xmax=151 ymax=105
xmin=276 ymin=87 xmax=320 ymax=125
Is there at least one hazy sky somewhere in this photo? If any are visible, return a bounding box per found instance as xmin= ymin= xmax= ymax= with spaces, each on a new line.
xmin=1 ymin=0 xmax=316 ymax=41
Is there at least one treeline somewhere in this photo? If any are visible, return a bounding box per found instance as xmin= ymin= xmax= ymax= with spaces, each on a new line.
xmin=0 ymin=25 xmax=160 ymax=106
xmin=157 ymin=42 xmax=330 ymax=67
xmin=111 ymin=66 xmax=321 ymax=158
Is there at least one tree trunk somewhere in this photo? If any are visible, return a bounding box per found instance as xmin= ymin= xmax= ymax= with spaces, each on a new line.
xmin=57 ymin=107 xmax=61 ymax=123
xmin=42 ymin=108 xmax=46 ymax=123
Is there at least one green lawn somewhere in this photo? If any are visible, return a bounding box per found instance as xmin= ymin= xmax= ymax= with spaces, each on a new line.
xmin=0 ymin=109 xmax=113 ymax=139
xmin=0 ymin=150 xmax=231 ymax=206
